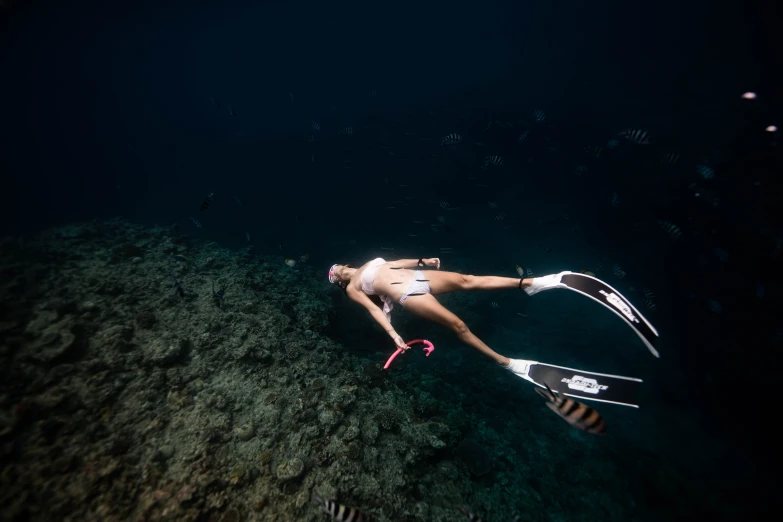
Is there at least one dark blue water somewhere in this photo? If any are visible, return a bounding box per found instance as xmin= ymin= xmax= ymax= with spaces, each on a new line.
xmin=1 ymin=0 xmax=779 ymax=520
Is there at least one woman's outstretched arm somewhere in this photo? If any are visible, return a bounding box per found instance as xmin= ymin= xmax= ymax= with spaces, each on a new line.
xmin=346 ymin=287 xmax=407 ymax=348
xmin=388 ymin=258 xmax=440 ymax=269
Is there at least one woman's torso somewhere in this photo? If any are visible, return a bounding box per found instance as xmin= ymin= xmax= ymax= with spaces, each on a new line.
xmin=351 ymin=259 xmax=416 ymax=303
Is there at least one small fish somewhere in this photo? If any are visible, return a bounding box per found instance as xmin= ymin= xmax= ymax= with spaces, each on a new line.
xmin=200 ymin=192 xmax=214 ymax=211
xmin=441 ymin=133 xmax=462 ymax=145
xmin=233 ymin=196 xmax=244 ymax=208
xmin=369 ymin=89 xmax=378 ymax=97
xmin=526 ymin=267 xmax=533 ymax=277
xmin=493 ymin=213 xmax=506 ymax=221
xmin=658 ymin=220 xmax=682 ymax=239
xmin=579 ymin=269 xmax=596 ymax=277
xmin=312 ymin=154 xmax=316 ymax=163
xmin=168 ymin=269 xmax=185 ymax=298
xmin=212 ymin=281 xmax=226 ymax=305
xmin=696 ymin=164 xmax=714 ymax=180
xmin=245 ymin=232 xmax=251 ymax=242
xmin=439 ymin=201 xmax=457 ymax=210
xmin=483 ymin=155 xmax=503 ymax=167
xmin=312 ymin=121 xmax=321 ymax=131
xmin=284 ymin=258 xmax=296 ymax=267
xmin=715 ymin=248 xmax=730 ymax=262
xmin=288 ymin=362 xmax=307 ymax=389
xmin=606 ymin=138 xmax=619 ymax=150
xmin=515 ymin=265 xmax=524 ymax=277
xmin=228 ymin=105 xmax=235 ymax=117
xmin=208 ymin=96 xmax=219 ymax=108
xmin=299 ymin=254 xmax=309 ymax=262
xmin=437 ymin=216 xmax=446 ymax=224
xmin=575 ymin=165 xmax=588 ymax=176
xmin=380 ymin=247 xmax=394 ymax=251
xmin=456 ymin=506 xmax=484 ymax=521
xmin=488 ymin=201 xmax=498 ymax=209
xmin=190 ymin=216 xmax=202 ymax=229
xmin=288 ymin=92 xmax=294 ymax=101
xmin=535 ymin=383 xmax=606 ymax=434
xmin=643 ymin=287 xmax=656 ymax=311
xmin=707 ymin=298 xmax=723 ymax=314
xmin=517 ymin=130 xmax=529 ymax=144
xmin=307 ymin=132 xmax=315 ymax=142
xmin=612 ymin=264 xmax=626 ymax=279
xmin=412 ymin=220 xmax=427 ymax=224
xmin=620 ymin=128 xmax=651 ymax=145
xmin=694 ymin=187 xmax=720 ymax=207
xmin=532 ymin=109 xmax=546 ymax=121
xmin=312 ymin=496 xmax=371 ymax=522
xmin=660 ymin=152 xmax=680 ymax=165
xmin=585 ymin=145 xmax=603 ymax=158
xmin=611 ymin=192 xmax=619 ymax=206
xmin=339 ymin=126 xmax=354 ymax=135
xmin=490 ymin=301 xmax=499 ymax=309
xmin=408 ymin=233 xmax=418 ymax=237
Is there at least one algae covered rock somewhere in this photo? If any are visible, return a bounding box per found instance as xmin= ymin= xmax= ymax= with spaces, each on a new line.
xmin=143 ymin=338 xmax=185 ymax=366
xmin=234 ymin=421 xmax=255 ymax=441
xmin=24 ymin=315 xmax=81 ymax=364
xmin=275 ymin=457 xmax=304 ymax=482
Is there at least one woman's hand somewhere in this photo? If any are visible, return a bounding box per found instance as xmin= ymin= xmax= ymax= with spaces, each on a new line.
xmin=424 ymin=258 xmax=441 ymax=269
xmin=393 ymin=335 xmax=408 ymax=350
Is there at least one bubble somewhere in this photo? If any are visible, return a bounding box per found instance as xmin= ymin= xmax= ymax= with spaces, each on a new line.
xmin=766 ymin=125 xmax=778 ymax=133
xmin=741 ymin=92 xmax=757 ymax=100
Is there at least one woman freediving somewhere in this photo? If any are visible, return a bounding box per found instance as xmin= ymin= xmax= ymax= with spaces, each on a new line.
xmin=327 ymin=257 xmax=658 ymax=402
xmin=327 ymin=257 xmax=549 ymax=373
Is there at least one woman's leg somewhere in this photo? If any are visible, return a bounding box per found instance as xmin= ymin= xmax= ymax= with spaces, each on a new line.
xmin=425 ymin=270 xmax=533 ymax=295
xmin=401 ymin=293 xmax=510 ymax=366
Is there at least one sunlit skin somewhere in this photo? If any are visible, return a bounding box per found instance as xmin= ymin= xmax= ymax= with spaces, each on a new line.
xmin=331 ymin=259 xmax=533 ymax=367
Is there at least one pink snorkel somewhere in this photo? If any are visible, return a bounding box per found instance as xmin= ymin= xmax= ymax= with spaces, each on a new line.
xmin=383 ymin=339 xmax=434 ymax=370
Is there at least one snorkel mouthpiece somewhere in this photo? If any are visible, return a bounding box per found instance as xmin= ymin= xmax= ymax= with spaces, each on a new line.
xmin=328 ymin=264 xmax=339 ymax=284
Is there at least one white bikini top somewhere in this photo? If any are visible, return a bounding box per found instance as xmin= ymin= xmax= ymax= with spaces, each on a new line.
xmin=359 ymin=258 xmax=394 ymax=323
xmin=360 ymin=257 xmax=386 ymax=295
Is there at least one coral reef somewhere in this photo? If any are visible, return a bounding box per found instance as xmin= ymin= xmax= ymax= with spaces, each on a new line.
xmin=0 ymin=220 xmax=740 ymax=522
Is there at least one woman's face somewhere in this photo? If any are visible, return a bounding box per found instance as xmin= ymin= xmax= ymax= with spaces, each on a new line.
xmin=335 ymin=265 xmax=350 ymax=282
xmin=333 ymin=264 xmax=355 ymax=286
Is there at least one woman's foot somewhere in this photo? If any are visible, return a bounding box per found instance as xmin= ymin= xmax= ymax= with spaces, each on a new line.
xmin=504 ymin=358 xmax=532 ymax=379
xmin=523 ymin=272 xmax=571 ymax=295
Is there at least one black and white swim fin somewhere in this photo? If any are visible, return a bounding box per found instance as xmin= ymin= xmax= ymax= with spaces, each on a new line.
xmin=506 ymin=359 xmax=643 ymax=408
xmin=524 ymin=271 xmax=660 ymax=358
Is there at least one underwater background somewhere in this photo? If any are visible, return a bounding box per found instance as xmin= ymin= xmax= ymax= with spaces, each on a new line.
xmin=1 ymin=0 xmax=780 ymax=520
